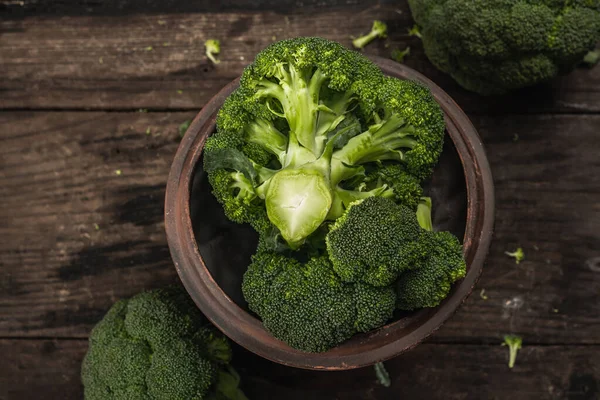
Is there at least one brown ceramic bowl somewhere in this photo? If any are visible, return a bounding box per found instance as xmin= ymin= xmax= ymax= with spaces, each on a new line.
xmin=165 ymin=57 xmax=494 ymax=370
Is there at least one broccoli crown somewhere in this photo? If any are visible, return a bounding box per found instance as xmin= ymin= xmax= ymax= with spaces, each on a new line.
xmin=242 ymin=252 xmax=395 ymax=352
xmin=204 ymin=37 xmax=445 ymax=248
xmin=326 ymin=196 xmax=427 ymax=287
xmin=395 ymin=200 xmax=467 ymax=311
xmin=81 ymin=287 xmax=247 ymax=400
xmin=361 ymin=164 xmax=424 ymax=210
xmin=409 ymin=0 xmax=600 ymax=94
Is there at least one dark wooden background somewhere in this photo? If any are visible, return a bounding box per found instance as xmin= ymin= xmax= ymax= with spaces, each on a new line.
xmin=1 ymin=1 xmax=599 ymax=399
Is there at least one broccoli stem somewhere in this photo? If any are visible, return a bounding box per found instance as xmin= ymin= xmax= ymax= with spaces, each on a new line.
xmin=374 ymin=362 xmax=391 ymax=388
xmin=330 ymin=115 xmax=417 ymax=184
xmin=416 ymin=197 xmax=433 ymax=231
xmin=245 ymin=120 xmax=288 ymax=164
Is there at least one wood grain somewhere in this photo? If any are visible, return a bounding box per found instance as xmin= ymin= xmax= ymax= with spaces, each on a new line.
xmin=1 ymin=111 xmax=599 ymax=343
xmin=1 ymin=4 xmax=599 ymax=113
xmin=1 ymin=339 xmax=598 ymax=400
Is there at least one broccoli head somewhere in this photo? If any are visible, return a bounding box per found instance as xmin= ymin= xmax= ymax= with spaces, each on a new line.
xmin=395 ymin=197 xmax=466 ymax=310
xmin=242 ymin=251 xmax=395 ymax=352
xmin=326 ymin=196 xmax=428 ymax=287
xmin=81 ymin=287 xmax=247 ymax=400
xmin=409 ymin=0 xmax=600 ymax=94
xmin=204 ymin=37 xmax=444 ymax=248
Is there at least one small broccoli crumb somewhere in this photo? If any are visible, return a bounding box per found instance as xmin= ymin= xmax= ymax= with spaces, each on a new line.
xmin=352 ymin=20 xmax=387 ymax=49
xmin=391 ymin=47 xmax=410 ymax=63
xmin=93 ymin=223 xmax=100 ymax=231
xmin=205 ymin=39 xmax=221 ymax=64
xmin=146 ymin=127 xmax=151 ymax=135
xmin=177 ymin=89 xmax=183 ymax=95
xmin=479 ymin=288 xmax=488 ymax=300
xmin=582 ymin=50 xmax=600 ymax=67
xmin=179 ymin=120 xmax=192 ymax=138
xmin=505 ymin=247 xmax=524 ymax=264
xmin=407 ymin=25 xmax=421 ymax=39
xmin=138 ymin=108 xmax=148 ymax=113
xmin=115 ymin=169 xmax=122 ymax=176
xmin=374 ymin=362 xmax=391 ymax=387
xmin=145 ymin=46 xmax=153 ymax=51
xmin=512 ymin=134 xmax=519 ymax=142
xmin=502 ymin=335 xmax=522 ymax=368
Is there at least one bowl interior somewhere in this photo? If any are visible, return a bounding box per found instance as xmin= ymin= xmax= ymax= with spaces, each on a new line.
xmin=190 ymin=139 xmax=467 ymax=310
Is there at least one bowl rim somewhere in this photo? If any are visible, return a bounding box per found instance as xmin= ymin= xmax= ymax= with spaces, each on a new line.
xmin=165 ymin=57 xmax=495 ymax=370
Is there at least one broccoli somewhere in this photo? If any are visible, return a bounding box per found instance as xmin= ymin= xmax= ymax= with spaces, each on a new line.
xmin=204 ymin=37 xmax=444 ymax=248
xmin=408 ymin=0 xmax=600 ymax=94
xmin=391 ymin=47 xmax=411 ymax=63
xmin=242 ymin=251 xmax=395 ymax=352
xmin=205 ymin=39 xmax=221 ymax=65
xmin=326 ymin=196 xmax=428 ymax=287
xmin=81 ymin=287 xmax=247 ymax=400
xmin=505 ymin=247 xmax=525 ymax=264
xmin=352 ymin=20 xmax=388 ymax=49
xmin=395 ymin=197 xmax=466 ymax=310
xmin=374 ymin=362 xmax=391 ymax=388
xmin=502 ymin=335 xmax=523 ymax=369
xmin=361 ymin=164 xmax=424 ymax=211
xmin=583 ymin=49 xmax=600 ymax=66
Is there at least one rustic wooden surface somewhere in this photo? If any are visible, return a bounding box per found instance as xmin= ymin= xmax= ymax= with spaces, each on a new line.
xmin=1 ymin=1 xmax=599 ymax=399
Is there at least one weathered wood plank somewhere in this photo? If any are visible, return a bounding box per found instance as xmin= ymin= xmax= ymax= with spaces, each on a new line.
xmin=1 ymin=339 xmax=598 ymax=400
xmin=1 ymin=5 xmax=599 ymax=113
xmin=1 ymin=111 xmax=599 ymax=343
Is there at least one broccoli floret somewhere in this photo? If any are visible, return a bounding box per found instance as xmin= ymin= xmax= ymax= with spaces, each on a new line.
xmin=205 ymin=39 xmax=221 ymax=65
xmin=362 ymin=164 xmax=424 ymax=210
xmin=352 ymin=20 xmax=388 ymax=49
xmin=395 ymin=197 xmax=466 ymax=310
xmin=502 ymin=335 xmax=523 ymax=369
xmin=242 ymin=251 xmax=395 ymax=352
xmin=331 ymin=77 xmax=445 ymax=184
xmin=391 ymin=47 xmax=411 ymax=63
xmin=81 ymin=287 xmax=247 ymax=400
xmin=505 ymin=247 xmax=525 ymax=264
xmin=326 ymin=197 xmax=427 ymax=287
xmin=583 ymin=49 xmax=600 ymax=66
xmin=408 ymin=0 xmax=600 ymax=94
xmin=204 ymin=37 xmax=444 ymax=248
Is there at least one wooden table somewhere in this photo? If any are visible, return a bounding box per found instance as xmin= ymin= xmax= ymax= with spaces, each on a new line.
xmin=1 ymin=1 xmax=599 ymax=399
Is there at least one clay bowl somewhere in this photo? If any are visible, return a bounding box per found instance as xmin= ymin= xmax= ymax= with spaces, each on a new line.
xmin=165 ymin=57 xmax=494 ymax=370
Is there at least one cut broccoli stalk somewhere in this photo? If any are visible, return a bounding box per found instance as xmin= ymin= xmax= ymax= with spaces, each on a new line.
xmin=502 ymin=335 xmax=522 ymax=369
xmin=416 ymin=197 xmax=433 ymax=231
xmin=205 ymin=39 xmax=221 ymax=65
xmin=352 ymin=20 xmax=388 ymax=50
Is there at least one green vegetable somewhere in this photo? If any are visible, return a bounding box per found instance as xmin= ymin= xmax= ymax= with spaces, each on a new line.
xmin=242 ymin=252 xmax=395 ymax=352
xmin=505 ymin=247 xmax=525 ymax=264
xmin=407 ymin=25 xmax=421 ymax=39
xmin=583 ymin=49 xmax=600 ymax=66
xmin=395 ymin=197 xmax=466 ymax=310
xmin=408 ymin=0 xmax=600 ymax=94
xmin=502 ymin=335 xmax=523 ymax=368
xmin=391 ymin=46 xmax=411 ymax=63
xmin=81 ymin=287 xmax=247 ymax=400
xmin=204 ymin=37 xmax=444 ymax=248
xmin=326 ymin=197 xmax=426 ymax=287
xmin=352 ymin=20 xmax=388 ymax=49
xmin=374 ymin=362 xmax=391 ymax=387
xmin=205 ymin=39 xmax=221 ymax=64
